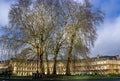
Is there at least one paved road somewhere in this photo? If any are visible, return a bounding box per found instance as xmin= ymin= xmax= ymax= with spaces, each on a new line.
xmin=0 ymin=78 xmax=120 ymax=81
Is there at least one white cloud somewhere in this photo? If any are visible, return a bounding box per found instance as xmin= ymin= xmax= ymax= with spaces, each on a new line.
xmin=74 ymin=0 xmax=84 ymax=4
xmin=91 ymin=16 xmax=120 ymax=56
xmin=0 ymin=0 xmax=11 ymax=26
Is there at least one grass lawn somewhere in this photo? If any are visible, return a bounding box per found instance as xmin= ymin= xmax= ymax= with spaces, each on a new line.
xmin=0 ymin=75 xmax=31 ymax=79
xmin=0 ymin=74 xmax=120 ymax=79
xmin=42 ymin=75 xmax=120 ymax=80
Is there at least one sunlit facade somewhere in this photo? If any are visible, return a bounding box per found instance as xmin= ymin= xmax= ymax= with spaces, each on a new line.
xmin=1 ymin=55 xmax=120 ymax=76
xmin=74 ymin=55 xmax=120 ymax=75
xmin=9 ymin=59 xmax=67 ymax=76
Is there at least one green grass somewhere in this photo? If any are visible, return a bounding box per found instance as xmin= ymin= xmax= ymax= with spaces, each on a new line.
xmin=1 ymin=74 xmax=120 ymax=79
xmin=42 ymin=75 xmax=120 ymax=80
xmin=0 ymin=75 xmax=31 ymax=79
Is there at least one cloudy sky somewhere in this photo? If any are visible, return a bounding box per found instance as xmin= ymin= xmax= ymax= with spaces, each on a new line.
xmin=90 ymin=0 xmax=120 ymax=56
xmin=0 ymin=0 xmax=120 ymax=57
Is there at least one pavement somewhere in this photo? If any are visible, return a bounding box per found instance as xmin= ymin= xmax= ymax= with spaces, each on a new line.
xmin=0 ymin=78 xmax=120 ymax=81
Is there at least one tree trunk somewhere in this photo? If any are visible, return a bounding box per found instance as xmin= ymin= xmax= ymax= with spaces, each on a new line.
xmin=37 ymin=44 xmax=44 ymax=74
xmin=45 ymin=51 xmax=50 ymax=75
xmin=66 ymin=39 xmax=73 ymax=75
xmin=66 ymin=33 xmax=76 ymax=75
xmin=37 ymin=46 xmax=40 ymax=73
xmin=52 ymin=46 xmax=59 ymax=75
xmin=52 ymin=55 xmax=57 ymax=75
xmin=46 ymin=60 xmax=50 ymax=75
xmin=40 ymin=53 xmax=44 ymax=74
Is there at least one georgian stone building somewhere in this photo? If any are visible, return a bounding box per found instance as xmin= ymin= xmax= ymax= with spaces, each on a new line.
xmin=1 ymin=55 xmax=120 ymax=76
xmin=9 ymin=59 xmax=68 ymax=76
xmin=74 ymin=55 xmax=120 ymax=75
xmin=0 ymin=61 xmax=10 ymax=74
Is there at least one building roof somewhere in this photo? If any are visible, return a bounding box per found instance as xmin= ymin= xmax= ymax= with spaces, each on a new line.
xmin=92 ymin=55 xmax=120 ymax=60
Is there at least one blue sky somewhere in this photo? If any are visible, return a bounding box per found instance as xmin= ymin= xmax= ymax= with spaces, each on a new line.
xmin=0 ymin=0 xmax=120 ymax=57
xmin=90 ymin=0 xmax=120 ymax=56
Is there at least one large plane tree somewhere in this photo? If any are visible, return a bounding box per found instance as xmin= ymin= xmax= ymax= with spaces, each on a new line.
xmin=0 ymin=0 xmax=103 ymax=75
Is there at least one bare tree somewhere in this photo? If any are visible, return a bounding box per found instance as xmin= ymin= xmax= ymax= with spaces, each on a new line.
xmin=0 ymin=0 xmax=103 ymax=75
xmin=64 ymin=0 xmax=104 ymax=75
xmin=1 ymin=0 xmax=54 ymax=74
